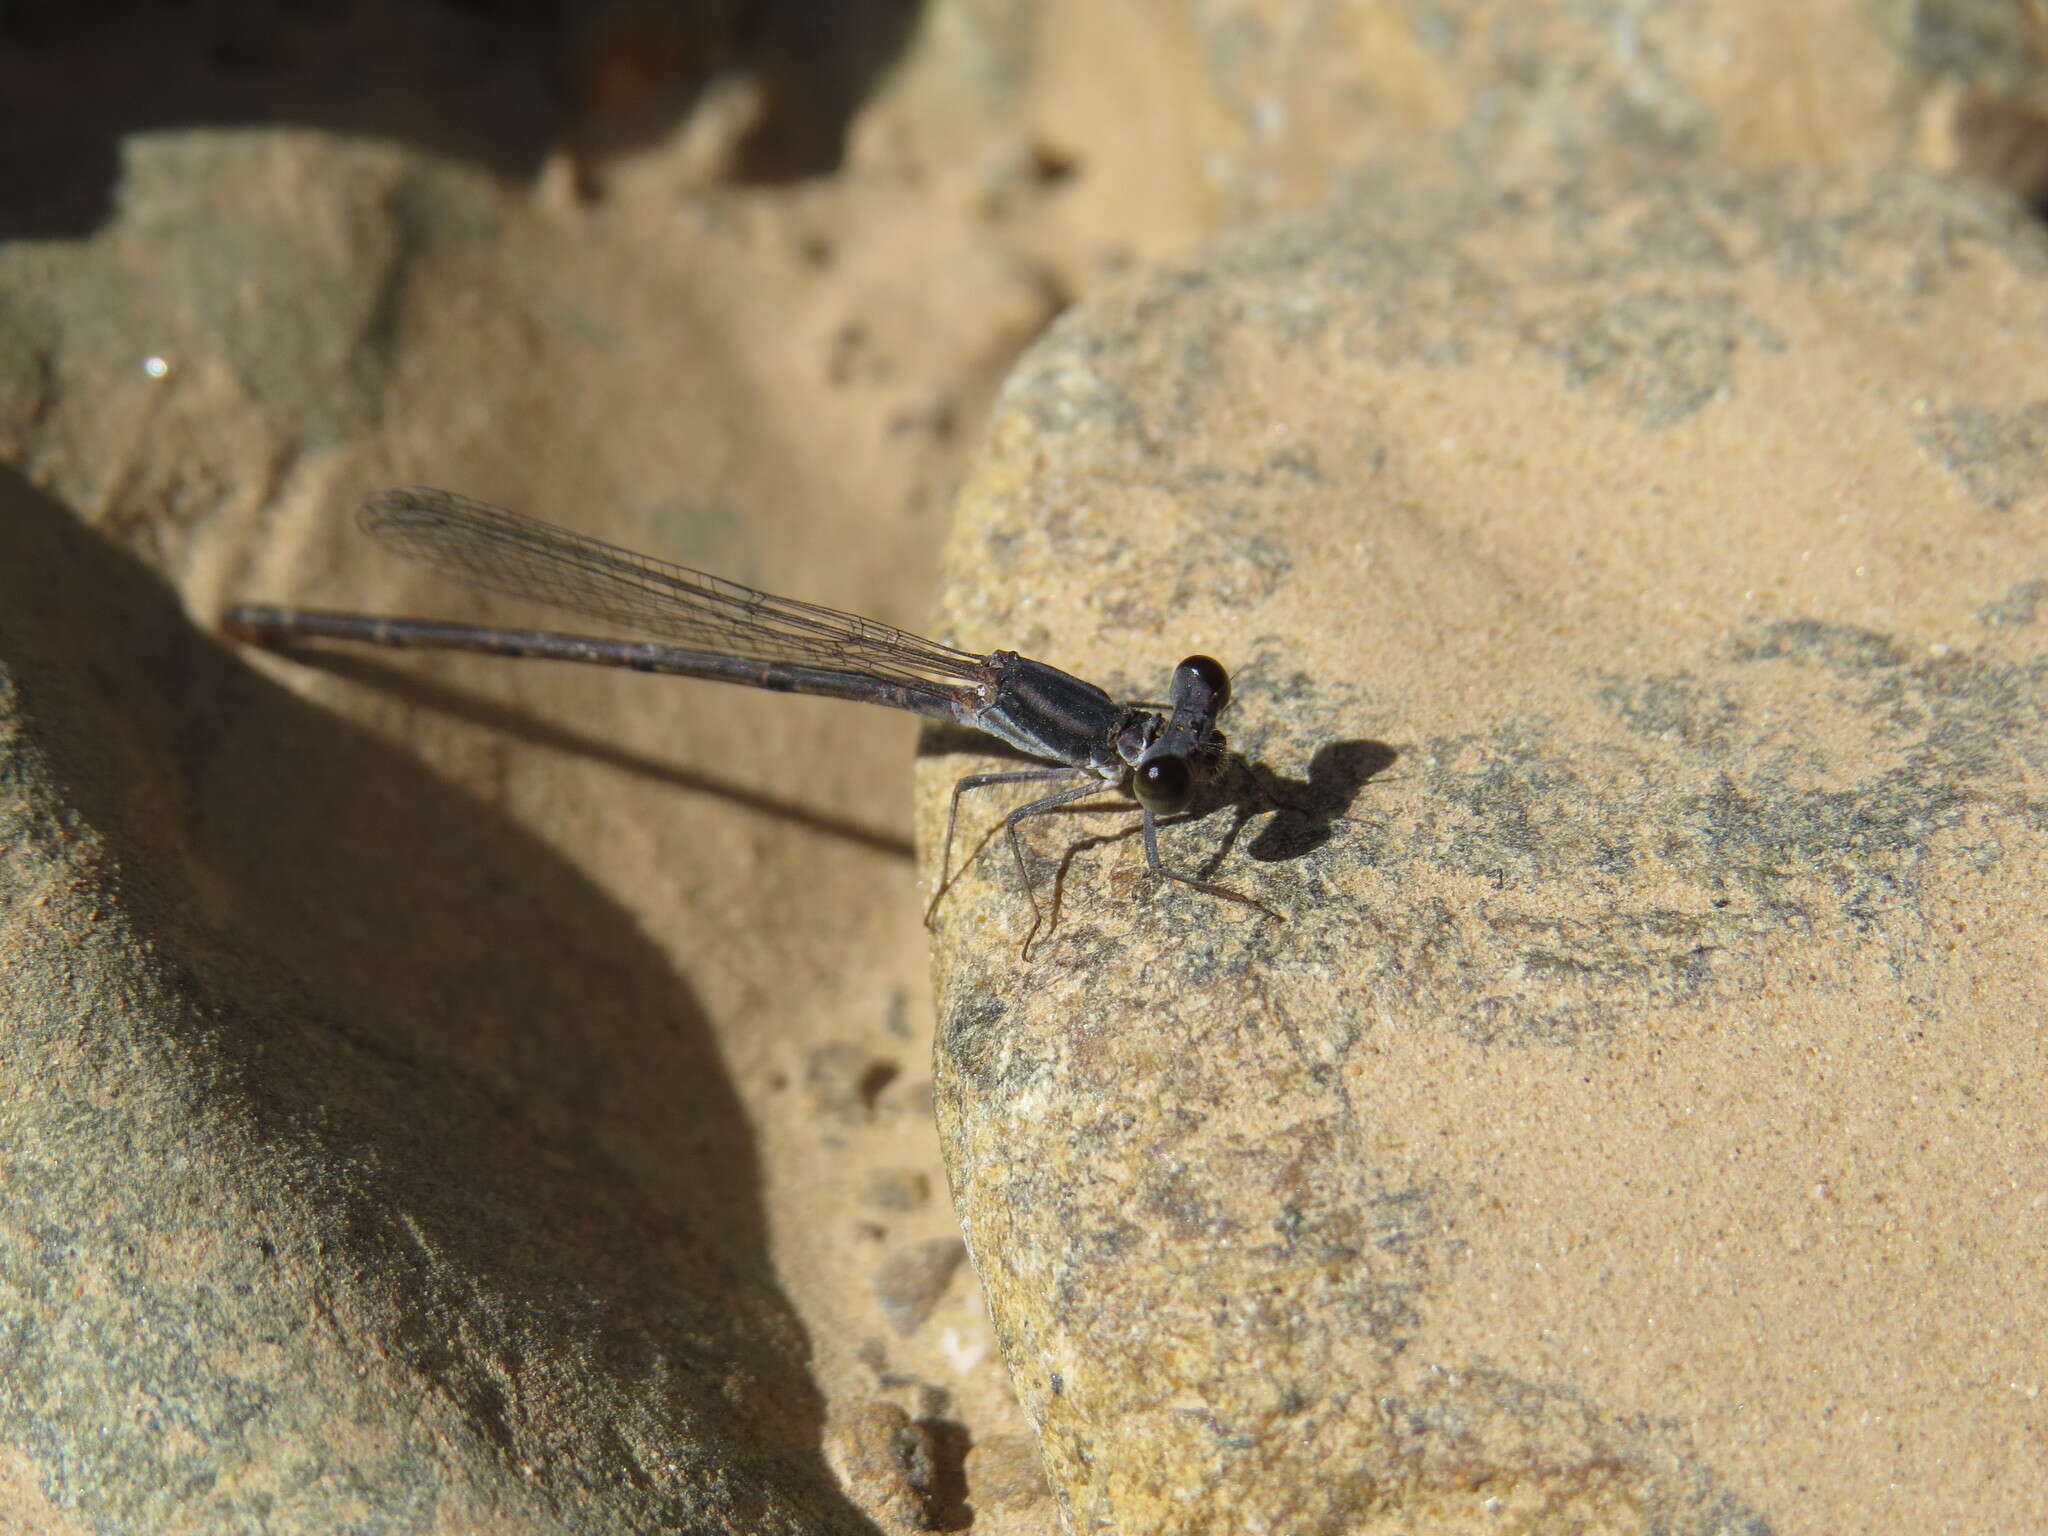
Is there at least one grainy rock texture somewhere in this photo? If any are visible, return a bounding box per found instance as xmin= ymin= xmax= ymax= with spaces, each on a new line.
xmin=1 ymin=482 xmax=870 ymax=1531
xmin=922 ymin=166 xmax=2048 ymax=1534
xmin=3 ymin=1 xmax=2047 ymax=1532
xmin=0 ymin=99 xmax=1039 ymax=1536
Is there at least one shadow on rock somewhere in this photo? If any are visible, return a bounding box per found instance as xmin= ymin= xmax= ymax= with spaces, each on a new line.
xmin=918 ymin=723 xmax=1394 ymax=951
xmin=0 ymin=471 xmax=872 ymax=1531
xmin=1240 ymin=737 xmax=1398 ymax=862
xmin=0 ymin=0 xmax=929 ymax=238
xmin=264 ymin=644 xmax=916 ymax=861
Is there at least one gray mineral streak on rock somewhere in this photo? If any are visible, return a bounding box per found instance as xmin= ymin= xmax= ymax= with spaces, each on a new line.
xmin=919 ymin=167 xmax=2048 ymax=1532
xmin=1912 ymin=397 xmax=2048 ymax=510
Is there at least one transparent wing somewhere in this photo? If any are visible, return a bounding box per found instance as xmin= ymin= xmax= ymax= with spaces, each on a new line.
xmin=359 ymin=487 xmax=991 ymax=691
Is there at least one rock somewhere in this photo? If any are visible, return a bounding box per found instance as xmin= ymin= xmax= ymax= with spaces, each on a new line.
xmin=0 ymin=478 xmax=868 ymax=1532
xmin=875 ymin=1238 xmax=971 ymax=1337
xmin=0 ymin=74 xmax=1057 ymax=1532
xmin=962 ymin=1431 xmax=1058 ymax=1516
xmin=922 ymin=166 xmax=2048 ymax=1532
xmin=862 ymin=1167 xmax=935 ymax=1212
xmin=807 ymin=1041 xmax=905 ymax=1125
xmin=825 ymin=1399 xmax=970 ymax=1534
xmin=11 ymin=4 xmax=2048 ymax=1529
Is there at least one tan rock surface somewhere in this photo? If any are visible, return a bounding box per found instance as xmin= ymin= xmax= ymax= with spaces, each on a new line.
xmin=1 ymin=74 xmax=1055 ymax=1536
xmin=3 ymin=2 xmax=2046 ymax=1532
xmin=923 ymin=166 xmax=2048 ymax=1533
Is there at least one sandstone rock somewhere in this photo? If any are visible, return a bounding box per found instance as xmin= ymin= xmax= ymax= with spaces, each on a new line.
xmin=0 ymin=476 xmax=868 ymax=1533
xmin=0 ymin=116 xmax=1039 ymax=1536
xmin=923 ymin=165 xmax=2048 ymax=1534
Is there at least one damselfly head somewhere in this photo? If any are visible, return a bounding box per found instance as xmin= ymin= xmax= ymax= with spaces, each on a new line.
xmin=1131 ymin=655 xmax=1233 ymax=813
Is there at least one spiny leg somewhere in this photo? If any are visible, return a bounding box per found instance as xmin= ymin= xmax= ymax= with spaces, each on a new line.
xmin=925 ymin=766 xmax=1092 ymax=927
xmin=1139 ymin=807 xmax=1284 ymax=921
xmin=1000 ymin=777 xmax=1131 ymax=954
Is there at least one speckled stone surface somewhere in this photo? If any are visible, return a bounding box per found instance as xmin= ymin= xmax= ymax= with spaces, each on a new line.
xmin=5 ymin=2 xmax=2047 ymax=1530
xmin=0 ymin=91 xmax=1050 ymax=1533
xmin=921 ymin=166 xmax=2048 ymax=1533
xmin=0 ymin=482 xmax=876 ymax=1532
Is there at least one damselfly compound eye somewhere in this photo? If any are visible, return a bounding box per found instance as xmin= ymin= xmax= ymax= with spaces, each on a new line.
xmin=1175 ymin=654 xmax=1230 ymax=710
xmin=1134 ymin=754 xmax=1195 ymax=814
